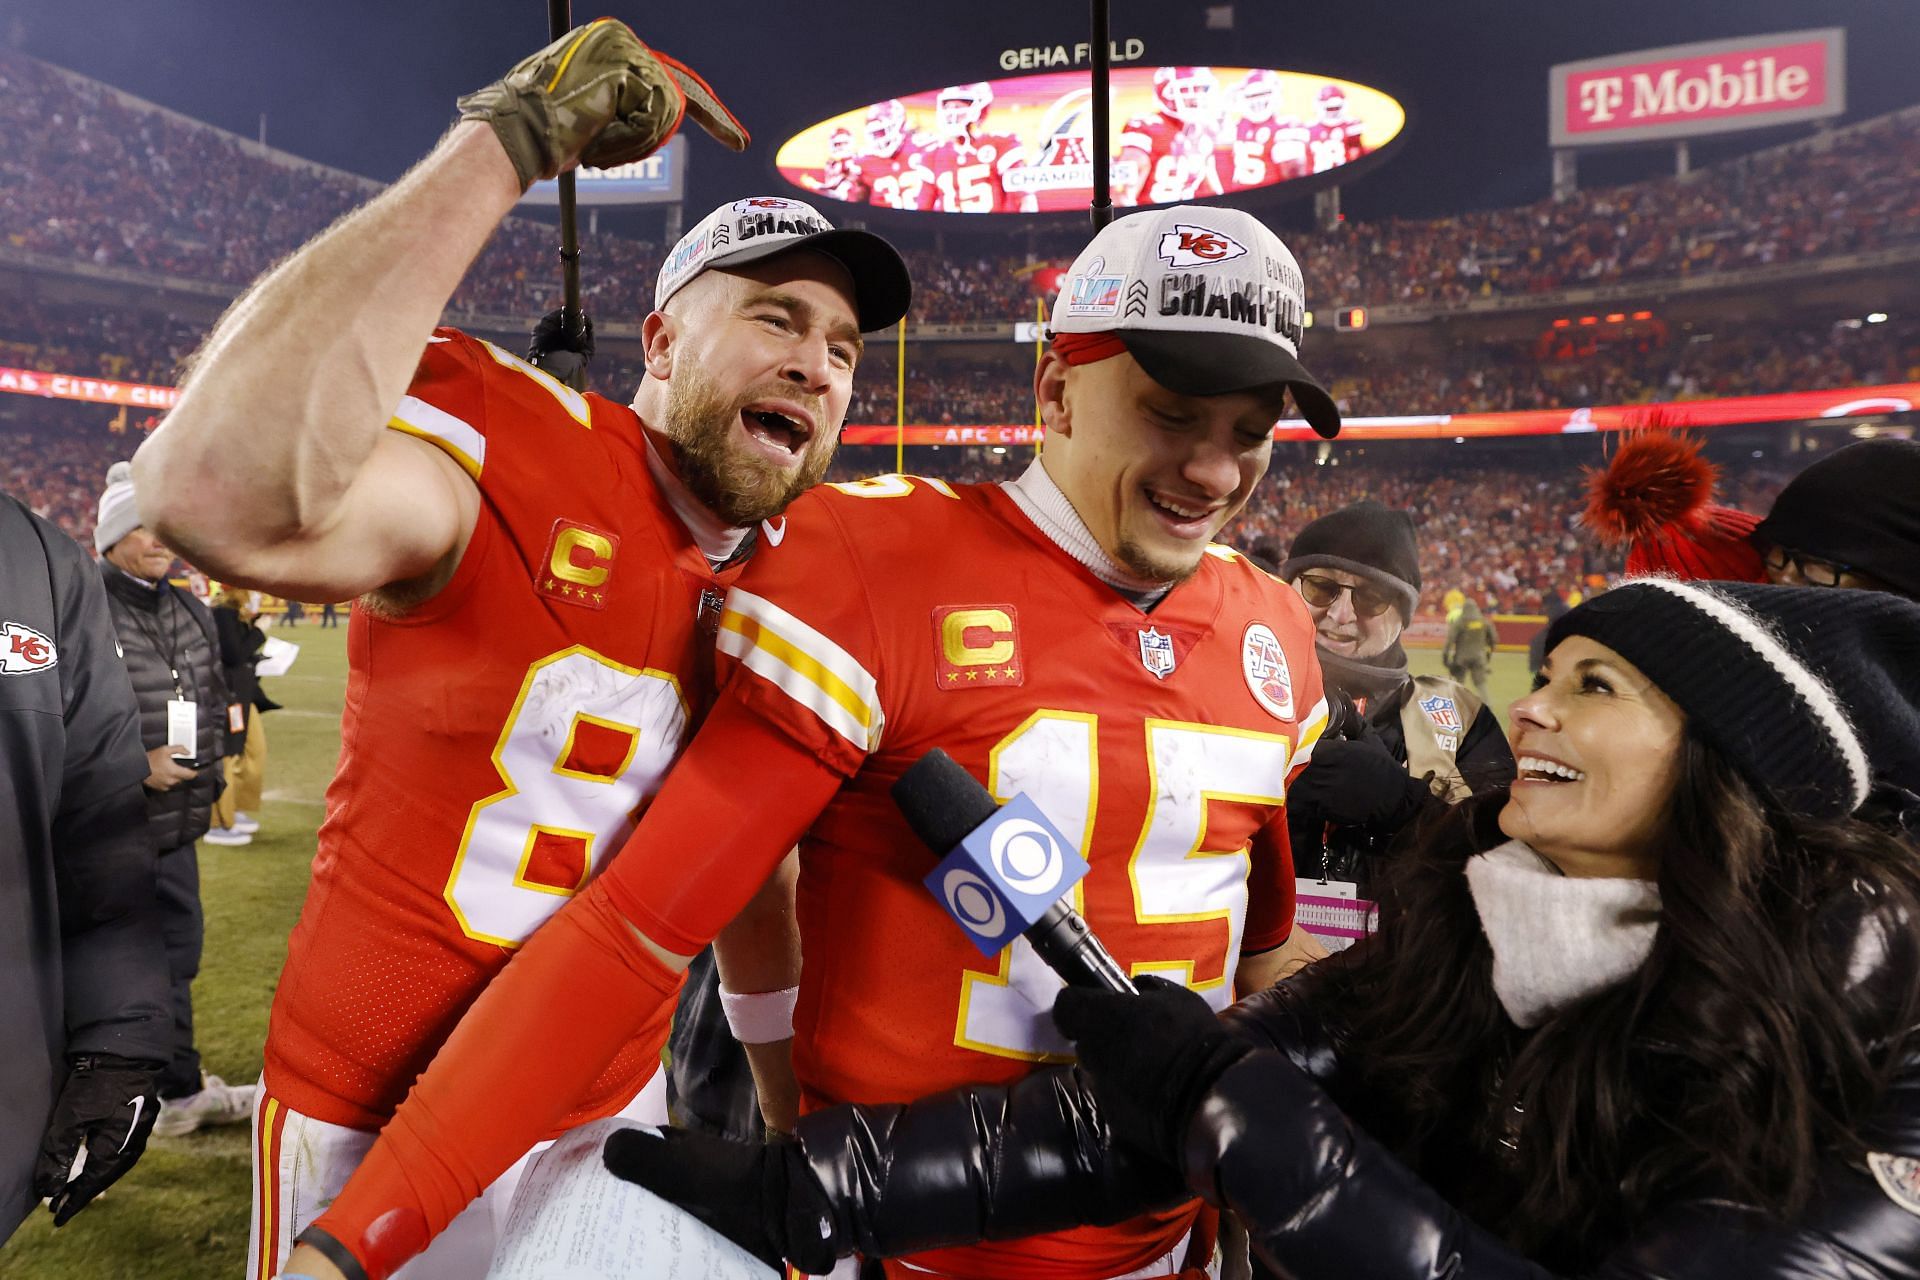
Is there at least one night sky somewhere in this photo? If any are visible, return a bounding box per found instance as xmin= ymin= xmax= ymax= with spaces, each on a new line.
xmin=9 ymin=0 xmax=1911 ymax=243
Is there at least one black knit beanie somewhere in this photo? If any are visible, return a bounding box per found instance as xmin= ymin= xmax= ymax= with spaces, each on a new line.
xmin=1546 ymin=579 xmax=1920 ymax=821
xmin=1279 ymin=500 xmax=1421 ymax=621
xmin=1752 ymin=438 xmax=1920 ymax=599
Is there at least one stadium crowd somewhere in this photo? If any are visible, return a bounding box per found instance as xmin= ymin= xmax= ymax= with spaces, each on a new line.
xmin=5 ymin=47 xmax=1918 ymax=326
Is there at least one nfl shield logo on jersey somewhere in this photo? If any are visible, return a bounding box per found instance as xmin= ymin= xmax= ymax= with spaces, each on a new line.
xmin=1419 ymin=694 xmax=1462 ymax=733
xmin=1138 ymin=627 xmax=1176 ymax=679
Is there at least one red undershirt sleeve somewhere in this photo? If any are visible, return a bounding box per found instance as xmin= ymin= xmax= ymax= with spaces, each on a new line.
xmin=303 ymin=694 xmax=844 ymax=1279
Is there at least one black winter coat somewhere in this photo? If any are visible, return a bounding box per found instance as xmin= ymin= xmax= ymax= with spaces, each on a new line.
xmin=0 ymin=497 xmax=168 ymax=1240
xmin=99 ymin=563 xmax=227 ymax=851
xmin=788 ymin=919 xmax=1920 ymax=1278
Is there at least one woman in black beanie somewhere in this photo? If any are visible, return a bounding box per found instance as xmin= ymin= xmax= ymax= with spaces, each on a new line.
xmin=606 ymin=580 xmax=1920 ymax=1280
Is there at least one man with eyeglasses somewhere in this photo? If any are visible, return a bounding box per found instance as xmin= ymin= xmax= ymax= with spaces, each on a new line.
xmin=1754 ymin=438 xmax=1920 ymax=601
xmin=1277 ymin=501 xmax=1514 ymax=906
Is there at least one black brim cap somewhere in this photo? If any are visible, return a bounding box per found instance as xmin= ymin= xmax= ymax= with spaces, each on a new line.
xmin=656 ymin=197 xmax=912 ymax=333
xmin=1118 ymin=329 xmax=1341 ymax=439
xmin=1049 ymin=203 xmax=1341 ymax=439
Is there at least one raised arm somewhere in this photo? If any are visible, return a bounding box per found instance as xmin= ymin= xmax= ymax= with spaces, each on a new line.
xmin=135 ymin=20 xmax=745 ymax=602
xmin=133 ymin=123 xmax=514 ymax=600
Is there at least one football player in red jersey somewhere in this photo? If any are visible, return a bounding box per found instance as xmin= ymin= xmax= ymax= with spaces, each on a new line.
xmin=1116 ymin=67 xmax=1227 ymax=207
xmin=803 ymin=127 xmax=861 ymax=201
xmin=294 ymin=204 xmax=1343 ymax=1280
xmin=1306 ymin=82 xmax=1368 ymax=174
xmin=1228 ymin=69 xmax=1310 ymax=190
xmin=923 ymin=82 xmax=1029 ymax=214
xmin=130 ymin=22 xmax=911 ymax=1280
xmin=853 ymin=98 xmax=935 ymax=211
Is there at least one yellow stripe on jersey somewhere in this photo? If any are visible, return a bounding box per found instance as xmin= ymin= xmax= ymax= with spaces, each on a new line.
xmin=480 ymin=339 xmax=591 ymax=428
xmin=717 ymin=589 xmax=883 ymax=754
xmin=1289 ymin=696 xmax=1332 ymax=775
xmin=387 ymin=395 xmax=485 ymax=477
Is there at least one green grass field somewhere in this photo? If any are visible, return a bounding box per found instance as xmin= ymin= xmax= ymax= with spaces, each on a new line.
xmin=0 ymin=625 xmax=1531 ymax=1279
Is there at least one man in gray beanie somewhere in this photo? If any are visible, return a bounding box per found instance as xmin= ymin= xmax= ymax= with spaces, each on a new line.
xmin=1279 ymin=500 xmax=1515 ymax=902
xmin=93 ymin=463 xmax=254 ymax=1138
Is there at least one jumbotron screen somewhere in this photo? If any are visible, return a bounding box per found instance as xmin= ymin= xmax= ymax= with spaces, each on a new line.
xmin=774 ymin=67 xmax=1405 ymax=214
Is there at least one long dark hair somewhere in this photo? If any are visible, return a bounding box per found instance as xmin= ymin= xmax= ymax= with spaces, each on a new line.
xmin=1316 ymin=738 xmax=1920 ymax=1264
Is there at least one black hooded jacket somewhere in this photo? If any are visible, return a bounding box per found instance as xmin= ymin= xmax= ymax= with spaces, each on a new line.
xmin=785 ymin=905 xmax=1920 ymax=1278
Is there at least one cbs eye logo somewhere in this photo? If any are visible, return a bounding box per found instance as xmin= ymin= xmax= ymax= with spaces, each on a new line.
xmin=940 ymin=817 xmax=1068 ymax=940
xmin=988 ymin=818 xmax=1065 ymax=895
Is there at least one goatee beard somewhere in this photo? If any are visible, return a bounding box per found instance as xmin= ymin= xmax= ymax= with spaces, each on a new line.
xmin=661 ymin=361 xmax=835 ymax=527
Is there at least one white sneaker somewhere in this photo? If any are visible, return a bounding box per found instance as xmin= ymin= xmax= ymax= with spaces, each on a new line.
xmin=152 ymin=1075 xmax=258 ymax=1137
xmin=202 ymin=827 xmax=252 ymax=847
xmin=231 ymin=812 xmax=261 ymax=835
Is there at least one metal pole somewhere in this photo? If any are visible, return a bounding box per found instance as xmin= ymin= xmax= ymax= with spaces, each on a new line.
xmin=895 ymin=318 xmax=907 ymax=474
xmin=1089 ymin=0 xmax=1112 ymax=232
xmin=548 ymin=0 xmax=584 ymax=342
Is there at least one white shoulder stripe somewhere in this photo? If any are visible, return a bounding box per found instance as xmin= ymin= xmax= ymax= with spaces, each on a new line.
xmin=718 ymin=588 xmax=883 ymax=754
xmin=1633 ymin=577 xmax=1870 ymax=810
xmin=388 ymin=395 xmax=484 ymax=477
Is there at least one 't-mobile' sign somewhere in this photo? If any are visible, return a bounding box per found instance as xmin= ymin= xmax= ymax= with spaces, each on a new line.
xmin=1550 ymin=29 xmax=1844 ymax=148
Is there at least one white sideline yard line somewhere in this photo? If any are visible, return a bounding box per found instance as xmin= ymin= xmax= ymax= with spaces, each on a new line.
xmin=262 ymin=788 xmax=327 ymax=809
xmin=270 ymin=708 xmax=340 ymax=719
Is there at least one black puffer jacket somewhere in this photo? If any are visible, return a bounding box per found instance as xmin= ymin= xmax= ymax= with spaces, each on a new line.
xmin=99 ymin=564 xmax=226 ymax=852
xmin=789 ymin=920 xmax=1920 ymax=1278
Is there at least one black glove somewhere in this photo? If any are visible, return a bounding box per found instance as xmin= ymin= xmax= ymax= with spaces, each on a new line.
xmin=1051 ymin=976 xmax=1250 ymax=1170
xmin=603 ymin=1126 xmax=840 ymax=1275
xmin=32 ymin=1053 xmax=163 ymax=1225
xmin=1287 ymin=737 xmax=1430 ymax=831
xmin=528 ymin=308 xmax=595 ymax=392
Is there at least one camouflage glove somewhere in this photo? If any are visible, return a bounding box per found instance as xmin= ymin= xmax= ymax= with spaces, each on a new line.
xmin=458 ymin=19 xmax=748 ymax=193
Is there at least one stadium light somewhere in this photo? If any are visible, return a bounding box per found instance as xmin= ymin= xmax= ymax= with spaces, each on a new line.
xmin=1605 ymin=313 xmax=1626 ymax=323
xmin=1631 ymin=310 xmax=1653 ymax=320
xmin=1867 ymin=312 xmax=1890 ymax=324
xmin=991 ymin=446 xmax=1008 ymax=455
xmin=1578 ymin=316 xmax=1598 ymax=326
xmin=1551 ymin=318 xmax=1571 ymax=328
xmin=1335 ymin=307 xmax=1369 ymax=332
xmin=1453 ymin=436 xmax=1466 ymax=444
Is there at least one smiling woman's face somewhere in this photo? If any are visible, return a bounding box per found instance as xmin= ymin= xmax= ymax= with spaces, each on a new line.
xmin=1499 ymin=635 xmax=1688 ymax=880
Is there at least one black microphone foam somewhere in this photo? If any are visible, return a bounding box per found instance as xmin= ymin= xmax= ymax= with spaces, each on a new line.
xmin=891 ymin=748 xmax=998 ymax=855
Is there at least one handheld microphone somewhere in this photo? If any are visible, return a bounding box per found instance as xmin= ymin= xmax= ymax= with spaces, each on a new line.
xmin=892 ymin=750 xmax=1136 ymax=995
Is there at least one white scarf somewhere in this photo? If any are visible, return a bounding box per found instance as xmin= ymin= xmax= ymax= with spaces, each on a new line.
xmin=1464 ymin=840 xmax=1662 ymax=1028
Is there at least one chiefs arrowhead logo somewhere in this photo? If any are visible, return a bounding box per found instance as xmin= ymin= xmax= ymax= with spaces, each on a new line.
xmin=0 ymin=620 xmax=57 ymax=676
xmin=733 ymin=197 xmax=799 ymax=212
xmin=1157 ymin=224 xmax=1249 ymax=268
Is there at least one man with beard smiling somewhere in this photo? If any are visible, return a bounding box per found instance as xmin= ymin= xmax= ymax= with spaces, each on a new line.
xmin=1278 ymin=501 xmax=1515 ymax=902
xmin=288 ymin=204 xmax=1343 ymax=1280
xmin=130 ymin=22 xmax=910 ymax=1279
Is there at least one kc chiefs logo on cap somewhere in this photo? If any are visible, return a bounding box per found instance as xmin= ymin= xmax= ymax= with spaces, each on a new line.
xmin=539 ymin=518 xmax=618 ymax=610
xmin=1157 ymin=224 xmax=1249 ymax=268
xmin=932 ymin=604 xmax=1024 ymax=690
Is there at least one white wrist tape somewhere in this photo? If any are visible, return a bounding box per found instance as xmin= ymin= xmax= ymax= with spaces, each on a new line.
xmin=719 ymin=985 xmax=800 ymax=1044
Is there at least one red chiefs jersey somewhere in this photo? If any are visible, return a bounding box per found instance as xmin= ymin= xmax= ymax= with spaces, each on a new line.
xmin=853 ymin=146 xmax=934 ymax=211
xmin=923 ymin=132 xmax=1024 ymax=213
xmin=1307 ymin=116 xmax=1367 ymax=173
xmin=1228 ymin=117 xmax=1310 ymax=190
xmin=262 ymin=328 xmax=739 ymax=1132
xmin=1117 ymin=112 xmax=1223 ymax=207
xmin=713 ymin=475 xmax=1327 ymax=1280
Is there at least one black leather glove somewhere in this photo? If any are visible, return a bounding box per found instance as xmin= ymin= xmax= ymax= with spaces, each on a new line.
xmin=32 ymin=1053 xmax=163 ymax=1226
xmin=1051 ymin=976 xmax=1250 ymax=1170
xmin=603 ymin=1126 xmax=840 ymax=1275
xmin=528 ymin=307 xmax=595 ymax=392
xmin=1287 ymin=737 xmax=1429 ymax=831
